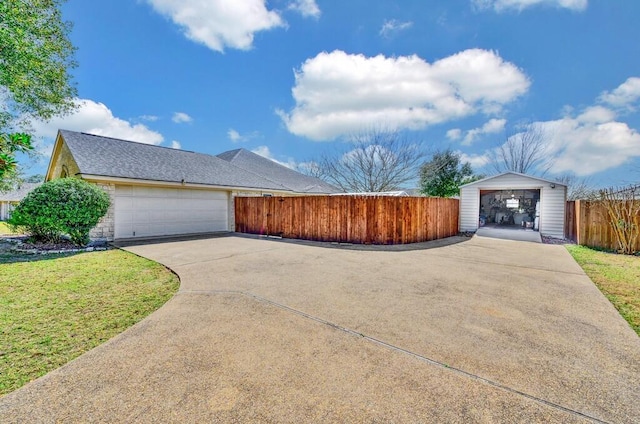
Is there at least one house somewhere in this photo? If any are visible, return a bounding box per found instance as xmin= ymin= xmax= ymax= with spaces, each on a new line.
xmin=45 ymin=130 xmax=338 ymax=241
xmin=459 ymin=172 xmax=567 ymax=239
xmin=216 ymin=148 xmax=337 ymax=194
xmin=0 ymin=182 xmax=42 ymax=221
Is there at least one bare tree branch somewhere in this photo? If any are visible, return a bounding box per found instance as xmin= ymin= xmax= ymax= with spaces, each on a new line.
xmin=556 ymin=174 xmax=597 ymax=200
xmin=489 ymin=123 xmax=553 ymax=176
xmin=599 ymin=184 xmax=640 ymax=254
xmin=301 ymin=128 xmax=428 ymax=193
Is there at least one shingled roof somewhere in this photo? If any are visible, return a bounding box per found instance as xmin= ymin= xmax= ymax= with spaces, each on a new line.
xmin=56 ymin=130 xmax=336 ymax=193
xmin=0 ymin=182 xmax=42 ymax=202
xmin=217 ymin=148 xmax=339 ymax=194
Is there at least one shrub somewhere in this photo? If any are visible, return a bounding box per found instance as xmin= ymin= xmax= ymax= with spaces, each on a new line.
xmin=9 ymin=178 xmax=110 ymax=245
xmin=599 ymin=185 xmax=640 ymax=255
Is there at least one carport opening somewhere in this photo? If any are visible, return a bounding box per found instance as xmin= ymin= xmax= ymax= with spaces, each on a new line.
xmin=479 ymin=189 xmax=540 ymax=231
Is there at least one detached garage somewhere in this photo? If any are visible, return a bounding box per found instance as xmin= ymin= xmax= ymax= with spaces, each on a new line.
xmin=459 ymin=172 xmax=567 ymax=239
xmin=45 ymin=130 xmax=338 ymax=241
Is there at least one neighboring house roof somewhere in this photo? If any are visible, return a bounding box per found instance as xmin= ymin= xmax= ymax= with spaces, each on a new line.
xmin=55 ymin=130 xmax=334 ymax=193
xmin=217 ymin=148 xmax=339 ymax=194
xmin=0 ymin=183 xmax=42 ymax=202
xmin=404 ymin=188 xmax=423 ymax=196
xmin=460 ymin=172 xmax=567 ymax=188
xmin=331 ymin=191 xmax=410 ymax=197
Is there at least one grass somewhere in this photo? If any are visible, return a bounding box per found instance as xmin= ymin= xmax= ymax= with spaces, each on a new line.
xmin=566 ymin=245 xmax=640 ymax=336
xmin=0 ymin=249 xmax=179 ymax=395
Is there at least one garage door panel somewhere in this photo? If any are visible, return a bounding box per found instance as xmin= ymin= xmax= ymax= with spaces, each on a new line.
xmin=116 ymin=213 xmax=133 ymax=225
xmin=114 ymin=186 xmax=228 ymax=239
xmin=117 ymin=185 xmax=134 ymax=196
xmin=164 ymin=210 xmax=182 ymax=221
xmin=114 ymin=196 xmax=134 ymax=211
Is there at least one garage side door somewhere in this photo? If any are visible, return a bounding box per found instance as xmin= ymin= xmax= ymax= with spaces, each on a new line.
xmin=114 ymin=186 xmax=228 ymax=239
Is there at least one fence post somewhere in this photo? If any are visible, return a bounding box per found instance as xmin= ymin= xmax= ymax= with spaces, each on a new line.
xmin=575 ymin=200 xmax=581 ymax=245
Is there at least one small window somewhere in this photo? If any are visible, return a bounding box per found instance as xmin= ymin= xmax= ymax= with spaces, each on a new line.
xmin=61 ymin=165 xmax=69 ymax=178
xmin=262 ymin=193 xmax=273 ymax=197
xmin=506 ymin=198 xmax=519 ymax=209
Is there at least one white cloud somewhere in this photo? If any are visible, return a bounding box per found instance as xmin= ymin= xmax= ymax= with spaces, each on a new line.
xmin=538 ymin=114 xmax=640 ymax=176
xmin=172 ymin=112 xmax=193 ymax=123
xmin=459 ymin=151 xmax=491 ymax=169
xmin=472 ymin=104 xmax=639 ymax=176
xmin=598 ymin=77 xmax=640 ymax=108
xmin=575 ymin=106 xmax=616 ymax=124
xmin=171 ymin=140 xmax=182 ymax=149
xmin=288 ymin=0 xmax=321 ymax=18
xmin=380 ymin=19 xmax=413 ymax=38
xmin=461 ymin=118 xmax=506 ymax=145
xmin=472 ymin=0 xmax=587 ymax=12
xmin=145 ymin=0 xmax=284 ymax=52
xmin=251 ymin=145 xmax=297 ymax=169
xmin=278 ymin=49 xmax=530 ymax=141
xmin=139 ymin=114 xmax=159 ymax=122
xmin=227 ymin=128 xmax=260 ymax=143
xmin=463 ymin=77 xmax=640 ymax=177
xmin=30 ymin=99 xmax=164 ymax=145
xmin=228 ymin=129 xmax=242 ymax=142
xmin=447 ymin=129 xmax=463 ymax=141
xmin=533 ymin=79 xmax=640 ymax=176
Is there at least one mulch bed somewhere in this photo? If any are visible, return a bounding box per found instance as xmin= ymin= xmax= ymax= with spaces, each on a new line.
xmin=19 ymin=239 xmax=82 ymax=251
xmin=541 ymin=235 xmax=576 ymax=245
xmin=0 ymin=236 xmax=109 ymax=255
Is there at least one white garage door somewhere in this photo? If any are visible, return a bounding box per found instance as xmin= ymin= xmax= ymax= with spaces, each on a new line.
xmin=114 ymin=185 xmax=229 ymax=239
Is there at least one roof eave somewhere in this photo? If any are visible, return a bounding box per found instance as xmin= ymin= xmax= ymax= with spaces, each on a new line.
xmin=78 ymin=174 xmax=297 ymax=193
xmin=460 ymin=171 xmax=568 ymax=188
xmin=44 ymin=131 xmax=65 ymax=182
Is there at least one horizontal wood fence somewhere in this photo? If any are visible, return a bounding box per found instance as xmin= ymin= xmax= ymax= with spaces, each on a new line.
xmin=565 ymin=200 xmax=640 ymax=252
xmin=235 ymin=196 xmax=459 ymax=245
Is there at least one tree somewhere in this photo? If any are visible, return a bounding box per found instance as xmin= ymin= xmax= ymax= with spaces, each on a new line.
xmin=9 ymin=178 xmax=110 ymax=245
xmin=23 ymin=174 xmax=45 ymax=183
xmin=0 ymin=0 xmax=77 ymax=183
xmin=0 ymin=133 xmax=33 ymax=184
xmin=307 ymin=128 xmax=427 ymax=192
xmin=556 ymin=174 xmax=597 ymax=200
xmin=599 ymin=184 xmax=640 ymax=255
xmin=490 ymin=123 xmax=552 ymax=175
xmin=420 ymin=149 xmax=482 ymax=197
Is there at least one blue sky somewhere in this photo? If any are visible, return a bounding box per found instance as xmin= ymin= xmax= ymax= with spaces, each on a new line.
xmin=26 ymin=0 xmax=640 ymax=187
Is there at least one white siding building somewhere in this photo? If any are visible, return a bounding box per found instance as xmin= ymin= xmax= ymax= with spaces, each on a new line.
xmin=460 ymin=172 xmax=567 ymax=239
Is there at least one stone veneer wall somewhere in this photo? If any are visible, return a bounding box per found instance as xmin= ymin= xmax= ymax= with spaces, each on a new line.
xmin=228 ymin=192 xmax=235 ymax=232
xmin=89 ymin=183 xmax=116 ymax=242
xmin=50 ymin=142 xmax=81 ymax=178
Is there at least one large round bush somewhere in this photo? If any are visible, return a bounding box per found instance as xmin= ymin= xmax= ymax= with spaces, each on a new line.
xmin=9 ymin=178 xmax=110 ymax=245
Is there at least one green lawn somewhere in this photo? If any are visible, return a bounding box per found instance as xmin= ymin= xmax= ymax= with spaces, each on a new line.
xmin=567 ymin=245 xmax=640 ymax=336
xmin=0 ymin=249 xmax=179 ymax=395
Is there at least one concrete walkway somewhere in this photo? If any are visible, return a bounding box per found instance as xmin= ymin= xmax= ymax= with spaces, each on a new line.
xmin=1 ymin=235 xmax=638 ymax=423
xmin=476 ymin=226 xmax=542 ymax=243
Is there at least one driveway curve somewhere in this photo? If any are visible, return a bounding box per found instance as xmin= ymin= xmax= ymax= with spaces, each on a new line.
xmin=1 ymin=234 xmax=638 ymax=423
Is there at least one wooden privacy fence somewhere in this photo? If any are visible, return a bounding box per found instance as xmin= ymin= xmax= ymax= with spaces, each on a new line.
xmin=565 ymin=200 xmax=640 ymax=252
xmin=235 ymin=196 xmax=459 ymax=245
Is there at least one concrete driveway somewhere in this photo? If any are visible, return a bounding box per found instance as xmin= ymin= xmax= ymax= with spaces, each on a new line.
xmin=1 ymin=234 xmax=638 ymax=423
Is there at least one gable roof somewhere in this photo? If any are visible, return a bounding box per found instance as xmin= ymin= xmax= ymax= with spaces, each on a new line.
xmin=217 ymin=148 xmax=339 ymax=194
xmin=52 ymin=130 xmax=336 ymax=193
xmin=460 ymin=172 xmax=567 ymax=188
xmin=0 ymin=183 xmax=42 ymax=202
